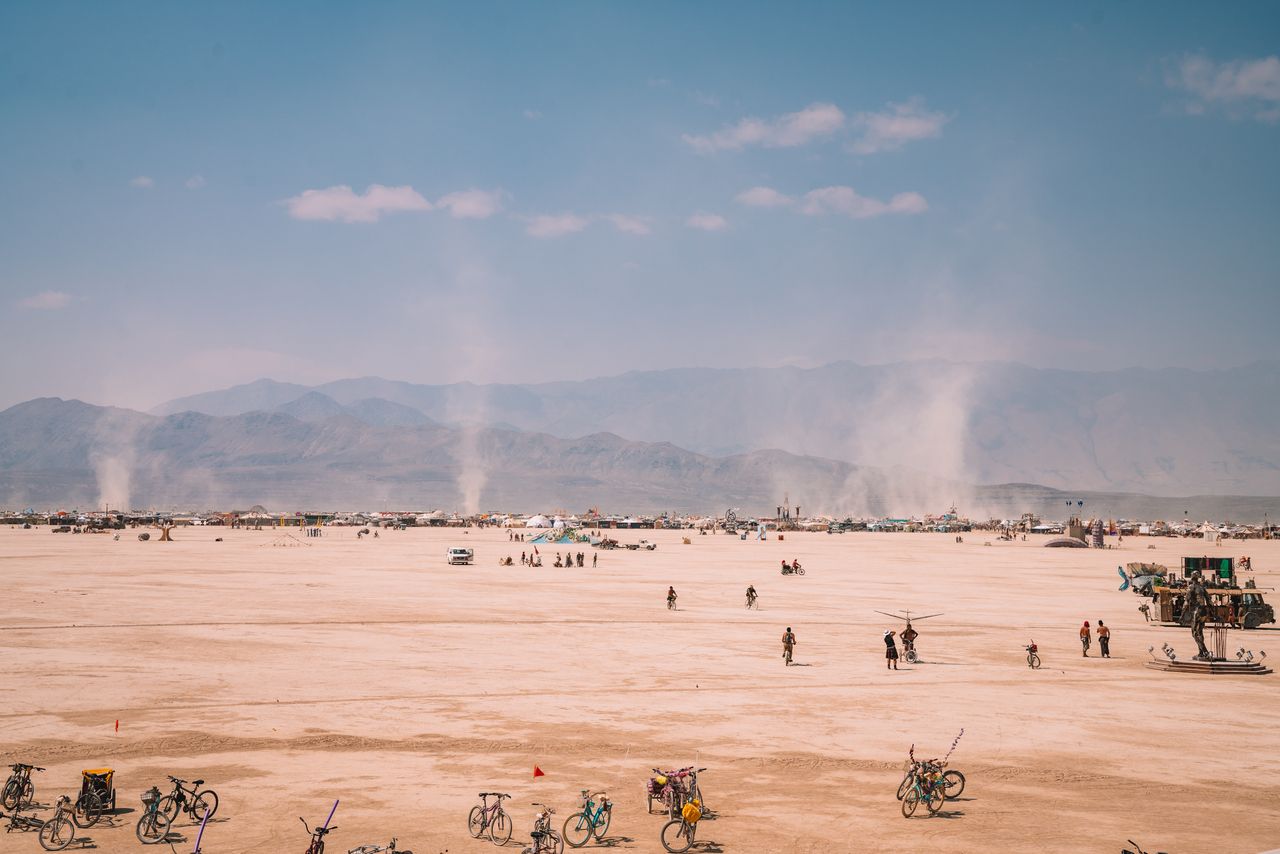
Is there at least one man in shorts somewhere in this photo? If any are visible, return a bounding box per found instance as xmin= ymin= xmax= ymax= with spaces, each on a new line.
xmin=782 ymin=627 xmax=796 ymax=665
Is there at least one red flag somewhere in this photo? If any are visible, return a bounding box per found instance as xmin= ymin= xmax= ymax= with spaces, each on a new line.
xmin=533 ymin=765 xmax=545 ymax=778
xmin=115 ymin=719 xmax=119 ymax=733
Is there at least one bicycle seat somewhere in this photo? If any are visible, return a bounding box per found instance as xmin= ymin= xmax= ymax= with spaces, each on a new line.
xmin=193 ymin=779 xmax=204 ymax=786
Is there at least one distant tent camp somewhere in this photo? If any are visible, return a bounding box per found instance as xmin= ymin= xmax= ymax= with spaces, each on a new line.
xmin=526 ymin=514 xmax=552 ymax=528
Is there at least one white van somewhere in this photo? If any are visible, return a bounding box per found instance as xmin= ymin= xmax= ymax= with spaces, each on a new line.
xmin=446 ymin=547 xmax=475 ymax=565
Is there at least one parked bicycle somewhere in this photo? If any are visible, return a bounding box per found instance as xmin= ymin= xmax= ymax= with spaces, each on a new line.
xmin=685 ymin=768 xmax=708 ymax=814
xmin=11 ymin=793 xmax=77 ymax=850
xmin=660 ymin=798 xmax=702 ymax=853
xmin=302 ymin=800 xmax=340 ymax=854
xmin=1 ymin=763 xmax=43 ymax=810
xmin=901 ymin=766 xmax=946 ymax=817
xmin=348 ymin=838 xmax=408 ymax=854
xmin=521 ymin=803 xmax=562 ymax=854
xmin=563 ymin=789 xmax=611 ymax=847
xmin=137 ymin=785 xmax=172 ymax=844
xmin=467 ymin=792 xmax=512 ymax=846
xmin=896 ymin=759 xmax=964 ymax=802
xmin=645 ymin=768 xmax=689 ymax=818
xmin=1025 ymin=642 xmax=1041 ymax=669
xmin=159 ymin=776 xmax=219 ymax=826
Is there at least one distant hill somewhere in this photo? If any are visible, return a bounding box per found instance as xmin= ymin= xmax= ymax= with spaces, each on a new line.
xmin=153 ymin=361 xmax=1280 ymax=496
xmin=4 ymin=397 xmax=1276 ymax=520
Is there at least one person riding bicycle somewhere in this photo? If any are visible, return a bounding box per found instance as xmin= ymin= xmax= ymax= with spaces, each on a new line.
xmin=667 ymin=586 xmax=677 ymax=608
xmin=746 ymin=584 xmax=757 ymax=606
xmin=791 ymin=558 xmax=801 ymax=572
xmin=781 ymin=626 xmax=796 ymax=665
xmin=900 ymin=620 xmax=918 ymax=656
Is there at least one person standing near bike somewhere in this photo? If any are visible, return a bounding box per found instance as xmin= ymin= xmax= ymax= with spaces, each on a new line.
xmin=1080 ymin=620 xmax=1092 ymax=657
xmin=781 ymin=626 xmax=796 ymax=665
xmin=901 ymin=621 xmax=918 ymax=659
xmin=1097 ymin=620 xmax=1111 ymax=658
xmin=884 ymin=630 xmax=899 ymax=670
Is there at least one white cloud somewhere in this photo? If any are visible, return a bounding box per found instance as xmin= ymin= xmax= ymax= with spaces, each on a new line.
xmin=603 ymin=214 xmax=651 ymax=235
xmin=283 ymin=184 xmax=433 ymax=223
xmin=850 ymin=99 xmax=949 ymax=154
xmin=682 ymin=102 xmax=845 ymax=153
xmin=686 ymin=212 xmax=729 ymax=231
xmin=184 ymin=175 xmax=206 ymax=190
xmin=1169 ymin=54 xmax=1280 ymax=122
xmin=19 ymin=290 xmax=73 ymax=310
xmin=436 ymin=188 xmax=505 ymax=219
xmin=523 ymin=109 xmax=542 ymax=120
xmin=526 ymin=213 xmax=591 ymax=238
xmin=130 ymin=176 xmax=154 ymax=189
xmin=735 ymin=186 xmax=795 ymax=208
xmin=799 ymin=186 xmax=928 ymax=218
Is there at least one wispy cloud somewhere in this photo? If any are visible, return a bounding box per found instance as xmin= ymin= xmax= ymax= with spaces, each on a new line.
xmin=735 ymin=186 xmax=795 ymax=207
xmin=799 ymin=186 xmax=928 ymax=218
xmin=130 ymin=176 xmax=154 ymax=189
xmin=184 ymin=174 xmax=206 ymax=190
xmin=436 ymin=188 xmax=505 ymax=219
xmin=686 ymin=212 xmax=729 ymax=231
xmin=523 ymin=109 xmax=542 ymax=120
xmin=850 ymin=99 xmax=949 ymax=154
xmin=19 ymin=290 xmax=73 ymax=310
xmin=603 ymin=214 xmax=652 ymax=235
xmin=1168 ymin=54 xmax=1280 ymax=122
xmin=682 ymin=102 xmax=845 ymax=153
xmin=283 ymin=184 xmax=433 ymax=223
xmin=526 ymin=213 xmax=591 ymax=238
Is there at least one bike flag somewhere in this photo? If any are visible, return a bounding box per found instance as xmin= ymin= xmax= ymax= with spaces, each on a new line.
xmin=533 ymin=765 xmax=545 ymax=778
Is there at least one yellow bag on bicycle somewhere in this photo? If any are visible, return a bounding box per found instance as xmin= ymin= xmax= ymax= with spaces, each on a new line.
xmin=681 ymin=800 xmax=702 ymax=824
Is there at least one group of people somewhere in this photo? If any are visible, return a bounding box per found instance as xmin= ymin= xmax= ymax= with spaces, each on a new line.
xmin=882 ymin=622 xmax=918 ymax=670
xmin=1079 ymin=620 xmax=1112 ymax=657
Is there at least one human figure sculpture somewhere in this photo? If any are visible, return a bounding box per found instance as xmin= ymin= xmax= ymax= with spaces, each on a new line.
xmin=1186 ymin=572 xmax=1214 ymax=660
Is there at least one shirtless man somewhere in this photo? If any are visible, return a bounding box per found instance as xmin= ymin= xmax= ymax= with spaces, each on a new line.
xmin=782 ymin=626 xmax=796 ymax=665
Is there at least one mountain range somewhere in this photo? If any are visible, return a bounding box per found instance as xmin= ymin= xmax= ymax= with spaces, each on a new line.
xmin=152 ymin=361 xmax=1280 ymax=496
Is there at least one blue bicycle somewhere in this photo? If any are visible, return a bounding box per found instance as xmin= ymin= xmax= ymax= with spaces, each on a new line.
xmin=562 ymin=790 xmax=611 ymax=848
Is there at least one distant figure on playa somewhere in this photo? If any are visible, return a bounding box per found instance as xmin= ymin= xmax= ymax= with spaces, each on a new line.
xmin=746 ymin=585 xmax=758 ymax=609
xmin=782 ymin=626 xmax=796 ymax=665
xmin=1097 ymin=620 xmax=1111 ymax=658
xmin=900 ymin=621 xmax=919 ymax=659
xmin=592 ymin=552 xmax=598 ymax=567
xmin=1139 ymin=603 xmax=1151 ymax=621
xmin=884 ymin=630 xmax=899 ymax=670
xmin=1080 ymin=621 xmax=1092 ymax=657
xmin=667 ymin=586 xmax=678 ymax=610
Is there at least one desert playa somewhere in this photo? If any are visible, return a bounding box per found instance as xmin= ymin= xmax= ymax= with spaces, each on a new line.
xmin=1 ymin=526 xmax=1278 ymax=853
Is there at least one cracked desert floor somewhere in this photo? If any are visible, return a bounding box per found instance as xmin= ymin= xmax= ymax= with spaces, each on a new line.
xmin=2 ymin=526 xmax=1277 ymax=853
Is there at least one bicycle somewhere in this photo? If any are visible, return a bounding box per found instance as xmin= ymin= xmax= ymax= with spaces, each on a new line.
xmin=1025 ymin=642 xmax=1041 ymax=669
xmin=562 ymin=789 xmax=611 ymax=847
xmin=348 ymin=838 xmax=406 ymax=854
xmin=901 ymin=767 xmax=946 ymax=817
xmin=1 ymin=763 xmax=43 ymax=810
xmin=522 ymin=803 xmax=562 ymax=854
xmin=685 ymin=768 xmax=708 ymax=814
xmin=467 ymin=792 xmax=513 ymax=846
xmin=137 ymin=785 xmax=173 ymax=844
xmin=159 ymin=776 xmax=219 ymax=826
xmin=3 ymin=796 xmax=76 ymax=851
xmin=902 ymin=640 xmax=919 ymax=665
xmin=896 ymin=759 xmax=964 ymax=801
xmin=667 ymin=595 xmax=677 ymax=611
xmin=646 ymin=768 xmax=690 ymax=818
xmin=302 ymin=801 xmax=340 ymax=854
xmin=745 ymin=591 xmax=758 ymax=610
xmin=1122 ymin=841 xmax=1168 ymax=854
xmin=659 ymin=799 xmax=701 ymax=853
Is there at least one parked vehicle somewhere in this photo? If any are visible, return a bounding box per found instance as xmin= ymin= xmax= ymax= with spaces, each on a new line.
xmin=447 ymin=547 xmax=475 ymax=565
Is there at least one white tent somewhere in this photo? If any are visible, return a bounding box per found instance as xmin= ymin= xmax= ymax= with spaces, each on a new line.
xmin=526 ymin=514 xmax=552 ymax=528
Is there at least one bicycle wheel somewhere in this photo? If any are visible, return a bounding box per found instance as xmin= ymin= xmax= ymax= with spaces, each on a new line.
xmin=942 ymin=770 xmax=965 ymax=799
xmin=562 ymin=813 xmax=592 ymax=848
xmin=905 ymin=649 xmax=919 ymax=664
xmin=74 ymin=790 xmax=103 ymax=828
xmin=1030 ymin=653 xmax=1041 ymax=669
xmin=926 ymin=783 xmax=946 ymax=814
xmin=545 ymin=828 xmax=564 ymax=854
xmin=797 ymin=568 xmax=804 ymax=575
xmin=901 ymin=789 xmax=920 ymax=818
xmin=20 ymin=779 xmax=35 ymax=809
xmin=593 ymin=805 xmax=611 ymax=840
xmin=39 ymin=812 xmax=75 ymax=851
xmin=660 ymin=819 xmax=693 ymax=853
xmin=191 ymin=790 xmax=218 ymax=821
xmin=157 ymin=793 xmax=180 ymax=825
xmin=895 ymin=772 xmax=912 ymax=801
xmin=488 ymin=809 xmax=512 ymax=846
xmin=0 ymin=779 xmax=18 ymax=810
xmin=136 ymin=809 xmax=170 ymax=844
xmin=467 ymin=806 xmax=486 ymax=838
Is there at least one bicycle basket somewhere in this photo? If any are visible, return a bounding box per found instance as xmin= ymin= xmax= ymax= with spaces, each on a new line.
xmin=681 ymin=801 xmax=702 ymax=824
xmin=141 ymin=787 xmax=161 ymax=806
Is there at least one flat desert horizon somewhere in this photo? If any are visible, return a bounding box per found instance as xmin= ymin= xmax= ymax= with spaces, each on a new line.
xmin=2 ymin=526 xmax=1277 ymax=853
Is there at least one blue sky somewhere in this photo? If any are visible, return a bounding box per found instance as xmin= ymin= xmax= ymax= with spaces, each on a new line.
xmin=1 ymin=1 xmax=1278 ymax=410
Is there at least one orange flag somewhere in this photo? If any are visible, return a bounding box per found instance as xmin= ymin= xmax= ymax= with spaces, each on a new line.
xmin=533 ymin=765 xmax=545 ymax=778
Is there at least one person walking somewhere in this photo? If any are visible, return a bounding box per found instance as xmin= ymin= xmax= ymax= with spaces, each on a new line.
xmin=592 ymin=552 xmax=597 ymax=568
xmin=781 ymin=626 xmax=796 ymax=665
xmin=884 ymin=630 xmax=899 ymax=670
xmin=1080 ymin=620 xmax=1092 ymax=657
xmin=1097 ymin=620 xmax=1111 ymax=658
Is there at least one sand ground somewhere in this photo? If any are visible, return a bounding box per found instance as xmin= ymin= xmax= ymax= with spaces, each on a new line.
xmin=1 ymin=526 xmax=1278 ymax=854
